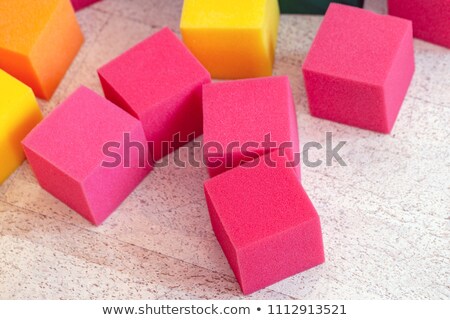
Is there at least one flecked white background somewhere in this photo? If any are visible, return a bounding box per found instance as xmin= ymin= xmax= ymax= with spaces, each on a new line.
xmin=0 ymin=0 xmax=449 ymax=299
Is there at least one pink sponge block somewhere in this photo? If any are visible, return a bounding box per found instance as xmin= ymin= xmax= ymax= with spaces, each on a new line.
xmin=302 ymin=4 xmax=415 ymax=133
xmin=22 ymin=86 xmax=151 ymax=225
xmin=388 ymin=0 xmax=450 ymax=48
xmin=98 ymin=27 xmax=211 ymax=162
xmin=204 ymin=151 xmax=324 ymax=295
xmin=203 ymin=76 xmax=300 ymax=178
xmin=71 ymin=0 xmax=101 ymax=11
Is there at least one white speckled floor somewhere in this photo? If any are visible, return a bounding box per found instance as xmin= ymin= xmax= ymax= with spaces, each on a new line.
xmin=1 ymin=0 xmax=449 ymax=299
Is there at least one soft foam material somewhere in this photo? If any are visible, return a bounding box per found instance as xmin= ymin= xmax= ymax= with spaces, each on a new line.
xmin=388 ymin=0 xmax=450 ymax=48
xmin=71 ymin=0 xmax=101 ymax=11
xmin=204 ymin=151 xmax=324 ymax=295
xmin=0 ymin=0 xmax=84 ymax=100
xmin=0 ymin=70 xmax=42 ymax=184
xmin=302 ymin=4 xmax=415 ymax=133
xmin=180 ymin=0 xmax=279 ymax=79
xmin=279 ymin=0 xmax=364 ymax=14
xmin=202 ymin=76 xmax=300 ymax=178
xmin=98 ymin=27 xmax=210 ymax=162
xmin=22 ymin=86 xmax=151 ymax=225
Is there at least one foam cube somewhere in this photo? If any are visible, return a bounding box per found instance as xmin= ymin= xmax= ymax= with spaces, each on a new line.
xmin=388 ymin=0 xmax=450 ymax=48
xmin=98 ymin=28 xmax=210 ymax=162
xmin=204 ymin=151 xmax=325 ymax=295
xmin=0 ymin=0 xmax=84 ymax=100
xmin=0 ymin=70 xmax=42 ymax=184
xmin=302 ymin=4 xmax=415 ymax=133
xmin=180 ymin=0 xmax=280 ymax=79
xmin=22 ymin=87 xmax=151 ymax=225
xmin=71 ymin=0 xmax=102 ymax=11
xmin=203 ymin=76 xmax=300 ymax=178
xmin=279 ymin=0 xmax=364 ymax=14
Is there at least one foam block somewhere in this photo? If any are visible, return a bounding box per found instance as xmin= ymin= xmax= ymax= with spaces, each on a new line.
xmin=0 ymin=70 xmax=42 ymax=184
xmin=98 ymin=28 xmax=211 ymax=162
xmin=202 ymin=76 xmax=300 ymax=178
xmin=279 ymin=0 xmax=364 ymax=14
xmin=0 ymin=0 xmax=84 ymax=100
xmin=388 ymin=0 xmax=450 ymax=48
xmin=71 ymin=0 xmax=102 ymax=11
xmin=302 ymin=4 xmax=415 ymax=133
xmin=22 ymin=87 xmax=151 ymax=225
xmin=180 ymin=0 xmax=280 ymax=79
xmin=204 ymin=151 xmax=325 ymax=295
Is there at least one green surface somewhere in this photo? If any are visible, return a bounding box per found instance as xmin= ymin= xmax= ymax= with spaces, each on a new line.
xmin=279 ymin=0 xmax=364 ymax=14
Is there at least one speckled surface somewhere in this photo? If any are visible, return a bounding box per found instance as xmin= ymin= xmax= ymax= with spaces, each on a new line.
xmin=0 ymin=0 xmax=449 ymax=299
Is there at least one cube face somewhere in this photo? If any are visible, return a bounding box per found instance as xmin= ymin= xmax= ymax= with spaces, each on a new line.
xmin=302 ymin=4 xmax=414 ymax=133
xmin=180 ymin=0 xmax=280 ymax=79
xmin=383 ymin=30 xmax=415 ymax=132
xmin=98 ymin=28 xmax=211 ymax=162
xmin=181 ymin=0 xmax=268 ymax=28
xmin=238 ymin=217 xmax=324 ymax=294
xmin=204 ymin=152 xmax=324 ymax=294
xmin=279 ymin=0 xmax=364 ymax=14
xmin=388 ymin=0 xmax=450 ymax=48
xmin=202 ymin=76 xmax=300 ymax=177
xmin=181 ymin=29 xmax=274 ymax=80
xmin=0 ymin=0 xmax=83 ymax=100
xmin=0 ymin=70 xmax=42 ymax=184
xmin=23 ymin=147 xmax=93 ymax=220
xmin=0 ymin=0 xmax=58 ymax=54
xmin=22 ymin=87 xmax=151 ymax=225
xmin=303 ymin=71 xmax=388 ymax=132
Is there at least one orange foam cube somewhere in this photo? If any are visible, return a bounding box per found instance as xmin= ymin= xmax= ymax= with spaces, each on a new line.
xmin=0 ymin=0 xmax=84 ymax=100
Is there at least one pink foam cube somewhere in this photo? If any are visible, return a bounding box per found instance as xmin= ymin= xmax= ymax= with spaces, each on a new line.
xmin=98 ymin=27 xmax=211 ymax=162
xmin=388 ymin=0 xmax=450 ymax=48
xmin=71 ymin=0 xmax=101 ymax=11
xmin=204 ymin=151 xmax=324 ymax=295
xmin=22 ymin=86 xmax=151 ymax=225
xmin=202 ymin=76 xmax=300 ymax=178
xmin=302 ymin=4 xmax=415 ymax=133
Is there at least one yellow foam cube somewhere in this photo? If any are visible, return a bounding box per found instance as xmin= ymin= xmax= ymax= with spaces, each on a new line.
xmin=180 ymin=0 xmax=280 ymax=79
xmin=0 ymin=70 xmax=43 ymax=184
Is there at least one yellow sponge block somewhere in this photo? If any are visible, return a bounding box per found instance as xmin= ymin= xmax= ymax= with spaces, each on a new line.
xmin=0 ymin=70 xmax=43 ymax=184
xmin=180 ymin=0 xmax=280 ymax=79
